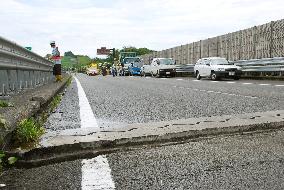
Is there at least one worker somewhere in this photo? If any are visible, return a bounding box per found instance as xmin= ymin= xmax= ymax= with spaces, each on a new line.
xmin=50 ymin=41 xmax=62 ymax=82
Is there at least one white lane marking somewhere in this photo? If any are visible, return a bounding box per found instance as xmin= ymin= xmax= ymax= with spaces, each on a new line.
xmin=192 ymin=80 xmax=200 ymax=82
xmin=160 ymin=78 xmax=167 ymax=80
xmin=74 ymin=77 xmax=98 ymax=129
xmin=176 ymin=79 xmax=183 ymax=81
xmin=179 ymin=85 xmax=257 ymax=99
xmin=210 ymin=81 xmax=219 ymax=83
xmin=75 ymin=76 xmax=115 ymax=190
xmin=259 ymin=84 xmax=270 ymax=86
xmin=275 ymin=85 xmax=284 ymax=87
xmin=242 ymin=83 xmax=252 ymax=85
xmin=226 ymin=82 xmax=236 ymax=84
xmin=82 ymin=156 xmax=115 ymax=190
xmin=145 ymin=77 xmax=151 ymax=79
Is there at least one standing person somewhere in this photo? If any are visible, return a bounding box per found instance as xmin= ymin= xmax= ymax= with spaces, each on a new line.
xmin=50 ymin=41 xmax=62 ymax=82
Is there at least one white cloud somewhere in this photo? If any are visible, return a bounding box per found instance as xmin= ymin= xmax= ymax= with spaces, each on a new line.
xmin=0 ymin=0 xmax=283 ymax=57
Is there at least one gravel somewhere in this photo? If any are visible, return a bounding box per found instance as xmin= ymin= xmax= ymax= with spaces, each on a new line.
xmin=43 ymin=80 xmax=81 ymax=132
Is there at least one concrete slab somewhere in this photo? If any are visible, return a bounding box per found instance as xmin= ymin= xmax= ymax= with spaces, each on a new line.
xmin=40 ymin=110 xmax=284 ymax=148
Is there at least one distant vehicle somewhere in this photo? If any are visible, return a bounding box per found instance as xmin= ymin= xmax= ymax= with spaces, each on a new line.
xmin=123 ymin=57 xmax=142 ymax=76
xmin=128 ymin=58 xmax=143 ymax=76
xmin=194 ymin=57 xmax=242 ymax=80
xmin=149 ymin=58 xmax=176 ymax=77
xmin=86 ymin=68 xmax=98 ymax=76
xmin=140 ymin=65 xmax=152 ymax=77
xmin=119 ymin=52 xmax=137 ymax=76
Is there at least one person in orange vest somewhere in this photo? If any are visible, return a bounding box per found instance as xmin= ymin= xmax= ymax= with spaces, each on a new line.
xmin=50 ymin=41 xmax=62 ymax=82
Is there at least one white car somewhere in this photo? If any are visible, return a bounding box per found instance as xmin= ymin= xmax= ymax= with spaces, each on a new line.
xmin=86 ymin=68 xmax=98 ymax=76
xmin=194 ymin=57 xmax=242 ymax=80
xmin=150 ymin=58 xmax=176 ymax=77
xmin=140 ymin=65 xmax=152 ymax=77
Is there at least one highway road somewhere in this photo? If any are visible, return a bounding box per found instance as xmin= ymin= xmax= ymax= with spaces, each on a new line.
xmin=61 ymin=74 xmax=284 ymax=131
xmin=1 ymin=74 xmax=284 ymax=189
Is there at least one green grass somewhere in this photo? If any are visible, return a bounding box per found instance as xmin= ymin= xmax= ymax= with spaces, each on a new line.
xmin=50 ymin=94 xmax=62 ymax=112
xmin=14 ymin=118 xmax=45 ymax=144
xmin=0 ymin=100 xmax=9 ymax=108
xmin=66 ymin=77 xmax=73 ymax=86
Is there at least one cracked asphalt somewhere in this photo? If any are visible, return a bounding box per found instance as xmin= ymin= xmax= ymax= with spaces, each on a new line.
xmin=1 ymin=74 xmax=284 ymax=189
xmin=78 ymin=74 xmax=284 ymax=128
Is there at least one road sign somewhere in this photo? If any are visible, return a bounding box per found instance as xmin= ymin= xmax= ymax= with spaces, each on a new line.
xmin=97 ymin=47 xmax=111 ymax=55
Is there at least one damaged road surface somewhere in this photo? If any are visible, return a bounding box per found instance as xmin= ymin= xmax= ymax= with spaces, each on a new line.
xmin=1 ymin=74 xmax=284 ymax=189
xmin=1 ymin=129 xmax=284 ymax=189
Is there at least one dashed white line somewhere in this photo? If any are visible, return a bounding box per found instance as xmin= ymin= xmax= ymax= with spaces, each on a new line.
xmin=176 ymin=79 xmax=183 ymax=81
xmin=75 ymin=76 xmax=115 ymax=190
xmin=226 ymin=82 xmax=236 ymax=84
xmin=192 ymin=80 xmax=201 ymax=82
xmin=242 ymin=83 xmax=253 ymax=85
xmin=275 ymin=85 xmax=284 ymax=87
xmin=259 ymin=84 xmax=270 ymax=86
xmin=210 ymin=81 xmax=219 ymax=83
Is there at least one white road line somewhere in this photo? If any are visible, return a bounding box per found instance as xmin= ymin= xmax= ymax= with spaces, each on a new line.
xmin=259 ymin=84 xmax=270 ymax=86
xmin=275 ymin=85 xmax=284 ymax=87
xmin=82 ymin=156 xmax=115 ymax=190
xmin=160 ymin=78 xmax=167 ymax=80
xmin=242 ymin=83 xmax=252 ymax=85
xmin=75 ymin=76 xmax=115 ymax=190
xmin=176 ymin=79 xmax=183 ymax=81
xmin=192 ymin=80 xmax=200 ymax=82
xmin=226 ymin=82 xmax=236 ymax=84
xmin=74 ymin=77 xmax=98 ymax=129
xmin=210 ymin=81 xmax=219 ymax=83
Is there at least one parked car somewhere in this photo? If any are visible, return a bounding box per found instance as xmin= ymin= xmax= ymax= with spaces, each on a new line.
xmin=86 ymin=68 xmax=98 ymax=76
xmin=194 ymin=57 xmax=242 ymax=80
xmin=140 ymin=65 xmax=152 ymax=77
xmin=149 ymin=58 xmax=176 ymax=77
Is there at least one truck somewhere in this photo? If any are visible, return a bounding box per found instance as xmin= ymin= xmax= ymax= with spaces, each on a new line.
xmin=127 ymin=57 xmax=143 ymax=76
xmin=149 ymin=58 xmax=176 ymax=77
xmin=119 ymin=52 xmax=138 ymax=76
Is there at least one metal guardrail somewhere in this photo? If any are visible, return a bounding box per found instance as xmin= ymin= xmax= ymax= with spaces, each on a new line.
xmin=0 ymin=36 xmax=53 ymax=96
xmin=175 ymin=64 xmax=194 ymax=73
xmin=232 ymin=57 xmax=284 ymax=72
xmin=175 ymin=57 xmax=284 ymax=77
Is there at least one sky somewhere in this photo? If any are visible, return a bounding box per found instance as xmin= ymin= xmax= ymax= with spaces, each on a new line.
xmin=0 ymin=0 xmax=283 ymax=58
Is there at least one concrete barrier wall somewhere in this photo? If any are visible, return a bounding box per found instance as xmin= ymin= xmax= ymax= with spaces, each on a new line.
xmin=141 ymin=19 xmax=284 ymax=64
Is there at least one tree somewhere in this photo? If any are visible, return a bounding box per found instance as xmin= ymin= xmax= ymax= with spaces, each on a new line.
xmin=64 ymin=51 xmax=76 ymax=58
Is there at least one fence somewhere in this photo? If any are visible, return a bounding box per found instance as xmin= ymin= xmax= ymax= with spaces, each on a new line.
xmin=0 ymin=36 xmax=53 ymax=96
xmin=141 ymin=19 xmax=284 ymax=66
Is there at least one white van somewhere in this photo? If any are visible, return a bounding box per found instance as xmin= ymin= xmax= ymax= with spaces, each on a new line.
xmin=194 ymin=57 xmax=242 ymax=80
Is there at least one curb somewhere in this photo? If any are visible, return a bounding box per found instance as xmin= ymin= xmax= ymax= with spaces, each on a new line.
xmin=0 ymin=75 xmax=72 ymax=149
xmin=11 ymin=110 xmax=284 ymax=168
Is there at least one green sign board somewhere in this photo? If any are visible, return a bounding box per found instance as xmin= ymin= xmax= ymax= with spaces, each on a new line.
xmin=25 ymin=47 xmax=32 ymax=51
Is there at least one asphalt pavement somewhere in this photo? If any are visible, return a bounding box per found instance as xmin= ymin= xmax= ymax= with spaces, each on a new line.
xmin=77 ymin=74 xmax=284 ymax=129
xmin=1 ymin=74 xmax=284 ymax=189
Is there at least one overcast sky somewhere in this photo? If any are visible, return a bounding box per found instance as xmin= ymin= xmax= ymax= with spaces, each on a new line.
xmin=0 ymin=0 xmax=283 ymax=57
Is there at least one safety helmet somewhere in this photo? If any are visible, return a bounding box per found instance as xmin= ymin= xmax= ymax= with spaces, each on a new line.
xmin=50 ymin=41 xmax=55 ymax=45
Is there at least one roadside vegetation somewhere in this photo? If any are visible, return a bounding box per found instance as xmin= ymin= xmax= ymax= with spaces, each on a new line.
xmin=13 ymin=118 xmax=45 ymax=144
xmin=0 ymin=151 xmax=17 ymax=173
